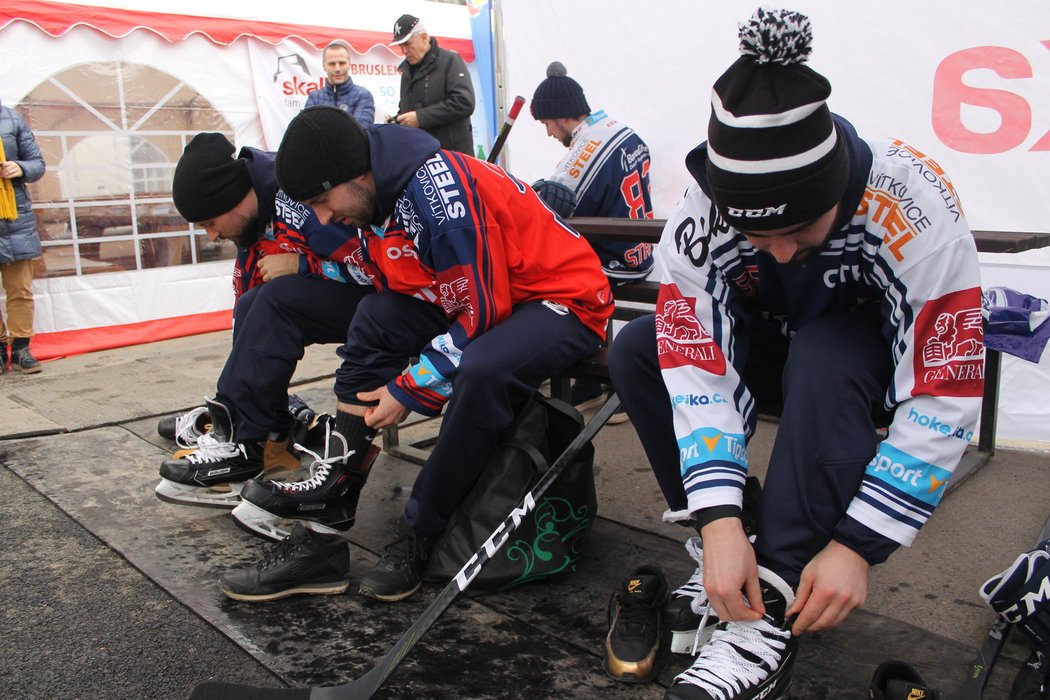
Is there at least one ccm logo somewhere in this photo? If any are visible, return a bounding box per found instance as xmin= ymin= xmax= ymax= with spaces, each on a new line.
xmin=727 ymin=204 xmax=787 ymax=218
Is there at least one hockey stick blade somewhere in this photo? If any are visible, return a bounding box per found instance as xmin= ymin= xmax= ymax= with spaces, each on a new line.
xmin=958 ymin=510 xmax=1050 ymax=699
xmin=190 ymin=394 xmax=623 ymax=700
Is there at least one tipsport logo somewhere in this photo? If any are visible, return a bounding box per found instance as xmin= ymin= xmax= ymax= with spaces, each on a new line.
xmin=655 ymin=287 xmax=726 ymax=375
xmin=866 ymin=443 xmax=952 ymax=505
xmin=679 ymin=428 xmax=747 ymax=472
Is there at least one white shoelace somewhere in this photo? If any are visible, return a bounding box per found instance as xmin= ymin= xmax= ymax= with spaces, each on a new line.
xmin=184 ymin=432 xmax=241 ymax=464
xmin=672 ymin=537 xmax=715 ymax=651
xmin=174 ymin=406 xmax=209 ymax=449
xmin=276 ymin=425 xmax=355 ymax=493
xmin=674 ymin=617 xmax=791 ymax=699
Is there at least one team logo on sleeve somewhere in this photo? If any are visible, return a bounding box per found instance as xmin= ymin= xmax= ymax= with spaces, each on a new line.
xmin=655 ymin=286 xmax=726 ymax=374
xmin=913 ymin=289 xmax=984 ymax=397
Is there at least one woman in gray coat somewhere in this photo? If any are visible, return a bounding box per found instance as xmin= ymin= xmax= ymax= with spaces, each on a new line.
xmin=0 ymin=98 xmax=46 ymax=373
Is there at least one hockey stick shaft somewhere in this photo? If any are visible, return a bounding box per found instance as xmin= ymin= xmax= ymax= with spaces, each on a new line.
xmin=958 ymin=510 xmax=1050 ymax=699
xmin=485 ymin=95 xmax=525 ymax=164
xmin=190 ymin=394 xmax=622 ymax=700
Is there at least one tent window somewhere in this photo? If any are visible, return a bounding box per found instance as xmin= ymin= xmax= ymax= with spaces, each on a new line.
xmin=21 ymin=60 xmax=239 ymax=277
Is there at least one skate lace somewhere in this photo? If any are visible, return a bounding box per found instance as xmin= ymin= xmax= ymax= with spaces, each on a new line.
xmin=674 ymin=616 xmax=791 ymax=699
xmin=185 ymin=432 xmax=241 ymax=464
xmin=174 ymin=406 xmax=209 ymax=449
xmin=277 ymin=424 xmax=354 ymax=493
xmin=673 ymin=537 xmax=714 ymax=651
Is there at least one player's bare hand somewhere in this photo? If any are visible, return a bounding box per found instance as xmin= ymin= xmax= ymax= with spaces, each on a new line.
xmin=258 ymin=253 xmax=299 ymax=282
xmin=700 ymin=516 xmax=764 ymax=623
xmin=355 ymin=385 xmax=410 ymax=429
xmin=395 ymin=111 xmax=420 ymax=129
xmin=787 ymin=539 xmax=869 ymax=635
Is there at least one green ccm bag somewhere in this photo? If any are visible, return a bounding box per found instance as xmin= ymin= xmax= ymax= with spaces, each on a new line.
xmin=423 ymin=393 xmax=598 ymax=591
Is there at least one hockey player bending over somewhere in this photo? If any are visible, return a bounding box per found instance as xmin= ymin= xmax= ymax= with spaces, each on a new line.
xmin=608 ymin=8 xmax=984 ymax=699
xmin=529 ymin=61 xmax=655 ymax=422
xmin=225 ymin=106 xmax=612 ymax=603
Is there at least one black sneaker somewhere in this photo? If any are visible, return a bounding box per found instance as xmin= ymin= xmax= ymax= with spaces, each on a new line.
xmin=358 ymin=519 xmax=436 ymax=602
xmin=665 ymin=538 xmax=718 ymax=656
xmin=869 ymin=660 xmax=941 ymax=699
xmin=11 ymin=345 xmax=41 ymax=374
xmin=665 ymin=566 xmax=797 ymax=700
xmin=231 ymin=426 xmax=377 ymax=541
xmin=218 ymin=523 xmax=350 ymax=602
xmin=604 ymin=565 xmax=668 ymax=683
xmin=155 ymin=398 xmax=264 ymax=508
xmin=1009 ymin=643 xmax=1049 ymax=700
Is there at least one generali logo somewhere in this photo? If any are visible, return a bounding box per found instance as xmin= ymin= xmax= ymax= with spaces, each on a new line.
xmin=655 ymin=285 xmax=726 ymax=375
xmin=913 ymin=288 xmax=984 ymax=398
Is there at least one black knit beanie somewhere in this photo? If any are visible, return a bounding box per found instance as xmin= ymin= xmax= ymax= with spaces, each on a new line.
xmin=276 ymin=106 xmax=371 ymax=203
xmin=705 ymin=7 xmax=848 ymax=231
xmin=530 ymin=62 xmax=591 ymax=120
xmin=171 ymin=133 xmax=252 ymax=223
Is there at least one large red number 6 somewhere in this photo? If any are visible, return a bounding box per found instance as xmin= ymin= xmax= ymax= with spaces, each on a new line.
xmin=932 ymin=46 xmax=1032 ymax=154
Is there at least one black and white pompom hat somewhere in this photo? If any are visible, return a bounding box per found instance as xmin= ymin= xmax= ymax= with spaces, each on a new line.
xmin=705 ymin=7 xmax=849 ymax=232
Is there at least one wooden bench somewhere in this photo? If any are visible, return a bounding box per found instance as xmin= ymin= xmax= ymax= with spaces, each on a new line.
xmin=384 ymin=217 xmax=1050 ymax=488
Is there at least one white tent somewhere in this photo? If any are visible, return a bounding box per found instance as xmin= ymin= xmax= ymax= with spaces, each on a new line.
xmin=0 ymin=0 xmax=482 ymax=359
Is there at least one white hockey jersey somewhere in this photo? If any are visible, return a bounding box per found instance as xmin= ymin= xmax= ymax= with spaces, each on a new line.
xmin=656 ymin=119 xmax=984 ymax=549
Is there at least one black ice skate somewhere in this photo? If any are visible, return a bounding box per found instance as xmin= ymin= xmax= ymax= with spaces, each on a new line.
xmin=665 ymin=566 xmax=797 ymax=700
xmin=157 ymin=404 xmax=212 ymax=456
xmin=665 ymin=537 xmax=720 ymax=656
xmin=155 ymin=398 xmax=263 ymax=509
xmin=231 ymin=424 xmax=378 ymax=541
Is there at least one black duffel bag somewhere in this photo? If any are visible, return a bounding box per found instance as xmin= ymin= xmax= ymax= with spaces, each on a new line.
xmin=424 ymin=393 xmax=598 ymax=592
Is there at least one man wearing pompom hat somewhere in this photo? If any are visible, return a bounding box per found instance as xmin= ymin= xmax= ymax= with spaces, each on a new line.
xmin=228 ymin=106 xmax=612 ymax=602
xmin=610 ymin=8 xmax=982 ymax=698
xmin=530 ymin=61 xmax=656 ymax=425
xmin=154 ymin=133 xmax=375 ymax=531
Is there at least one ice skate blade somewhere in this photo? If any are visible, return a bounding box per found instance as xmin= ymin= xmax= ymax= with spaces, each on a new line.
xmin=230 ymin=499 xmax=347 ymax=542
xmin=154 ymin=478 xmax=244 ymax=509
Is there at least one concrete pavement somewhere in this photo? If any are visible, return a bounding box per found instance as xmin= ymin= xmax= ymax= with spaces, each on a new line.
xmin=1 ymin=330 xmax=1048 ymax=698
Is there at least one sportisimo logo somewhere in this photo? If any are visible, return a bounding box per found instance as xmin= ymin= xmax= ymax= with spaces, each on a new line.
xmin=672 ymin=393 xmax=726 ymax=407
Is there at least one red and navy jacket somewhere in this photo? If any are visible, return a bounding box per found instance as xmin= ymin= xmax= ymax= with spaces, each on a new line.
xmin=357 ymin=124 xmax=613 ymax=416
xmin=232 ymin=148 xmax=368 ymax=299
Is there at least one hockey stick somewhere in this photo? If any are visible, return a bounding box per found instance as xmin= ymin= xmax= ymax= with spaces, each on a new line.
xmin=959 ymin=510 xmax=1050 ymax=699
xmin=485 ymin=95 xmax=525 ymax=164
xmin=189 ymin=393 xmax=622 ymax=700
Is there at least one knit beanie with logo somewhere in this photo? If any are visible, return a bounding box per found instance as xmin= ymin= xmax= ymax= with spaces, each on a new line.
xmin=705 ymin=7 xmax=849 ymax=231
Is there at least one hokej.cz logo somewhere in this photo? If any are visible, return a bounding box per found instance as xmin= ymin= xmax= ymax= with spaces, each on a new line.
xmin=913 ymin=289 xmax=984 ymax=398
xmin=866 ymin=442 xmax=952 ymax=506
xmin=656 ymin=286 xmax=726 ymax=375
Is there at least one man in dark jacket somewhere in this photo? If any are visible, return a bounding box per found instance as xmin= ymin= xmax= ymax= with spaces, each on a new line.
xmin=389 ymin=14 xmax=475 ymax=154
xmin=0 ymin=98 xmax=46 ymax=374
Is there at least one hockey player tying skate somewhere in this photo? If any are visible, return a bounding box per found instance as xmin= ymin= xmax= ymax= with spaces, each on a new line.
xmin=225 ymin=106 xmax=612 ymax=602
xmin=154 ymin=133 xmax=374 ymax=509
xmin=608 ymin=8 xmax=984 ymax=699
